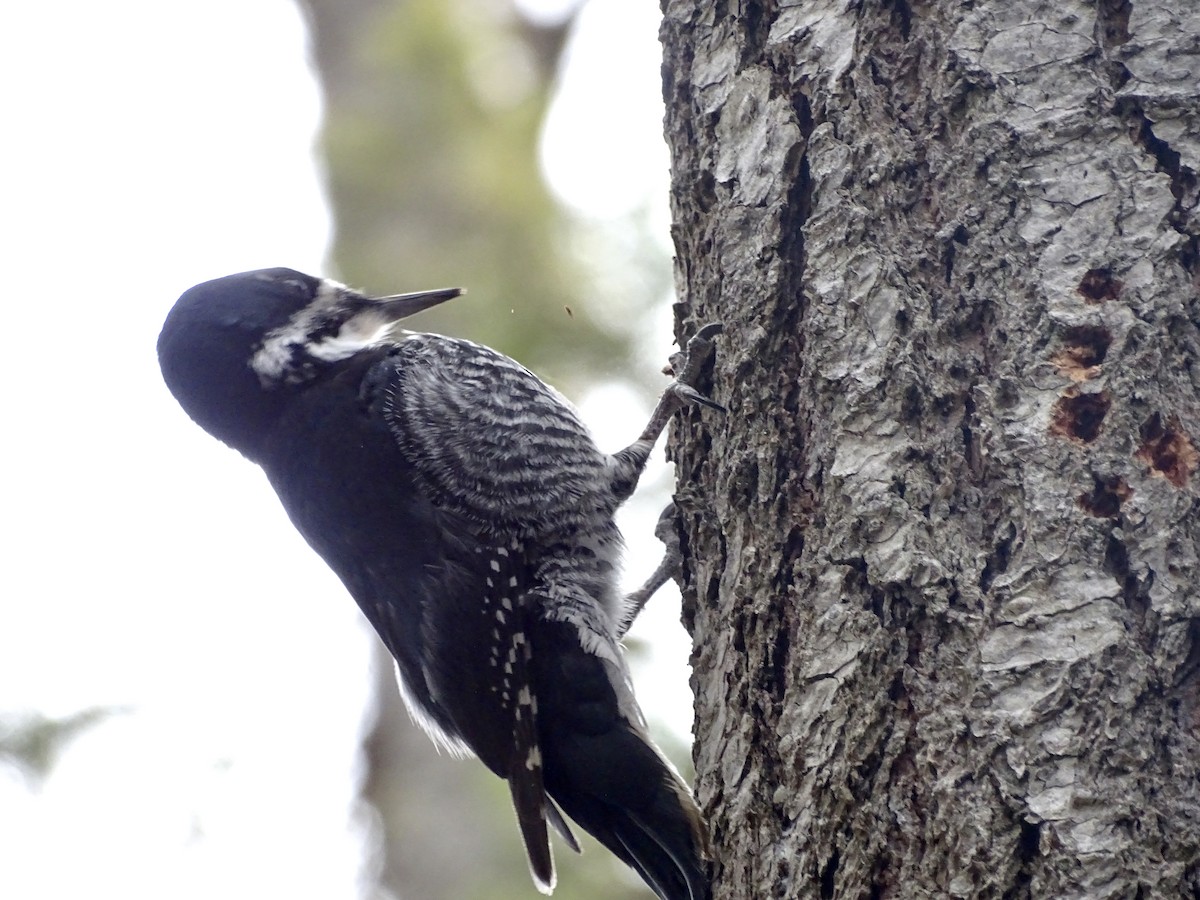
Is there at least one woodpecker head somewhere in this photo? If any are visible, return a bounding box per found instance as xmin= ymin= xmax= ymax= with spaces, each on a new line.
xmin=158 ymin=267 xmax=461 ymax=458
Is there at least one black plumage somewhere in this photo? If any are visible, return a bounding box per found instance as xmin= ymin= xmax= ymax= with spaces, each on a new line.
xmin=158 ymin=268 xmax=712 ymax=899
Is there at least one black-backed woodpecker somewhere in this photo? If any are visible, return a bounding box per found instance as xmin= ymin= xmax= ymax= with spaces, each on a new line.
xmin=157 ymin=268 xmax=720 ymax=899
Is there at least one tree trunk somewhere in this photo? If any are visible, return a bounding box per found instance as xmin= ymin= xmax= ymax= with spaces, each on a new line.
xmin=661 ymin=2 xmax=1200 ymax=897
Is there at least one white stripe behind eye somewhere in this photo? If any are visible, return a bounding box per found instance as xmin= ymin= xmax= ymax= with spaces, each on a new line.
xmin=251 ymin=279 xmax=390 ymax=383
xmin=306 ymin=308 xmax=393 ymax=361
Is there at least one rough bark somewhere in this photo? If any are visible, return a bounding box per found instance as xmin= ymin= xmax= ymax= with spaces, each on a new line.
xmin=661 ymin=1 xmax=1200 ymax=897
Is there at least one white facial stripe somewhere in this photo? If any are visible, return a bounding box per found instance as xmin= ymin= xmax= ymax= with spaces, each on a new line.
xmin=251 ymin=279 xmax=345 ymax=383
xmin=250 ymin=279 xmax=391 ymax=384
xmin=306 ymin=308 xmax=394 ymax=362
xmin=250 ymin=336 xmax=296 ymax=385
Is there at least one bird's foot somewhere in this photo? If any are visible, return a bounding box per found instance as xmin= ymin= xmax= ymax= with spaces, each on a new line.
xmin=608 ymin=324 xmax=724 ymax=503
xmin=620 ymin=504 xmax=683 ymax=637
xmin=663 ymin=323 xmax=724 ymax=414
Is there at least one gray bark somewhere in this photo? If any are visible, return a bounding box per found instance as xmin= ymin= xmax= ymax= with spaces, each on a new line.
xmin=661 ymin=1 xmax=1200 ymax=897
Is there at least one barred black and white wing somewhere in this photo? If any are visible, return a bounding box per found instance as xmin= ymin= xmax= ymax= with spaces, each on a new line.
xmin=361 ymin=334 xmax=708 ymax=900
xmin=379 ymin=334 xmax=617 ymax=534
xmin=366 ymin=337 xmax=607 ymax=889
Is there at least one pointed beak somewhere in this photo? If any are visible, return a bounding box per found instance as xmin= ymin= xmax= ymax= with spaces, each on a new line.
xmin=370 ymin=286 xmax=464 ymax=320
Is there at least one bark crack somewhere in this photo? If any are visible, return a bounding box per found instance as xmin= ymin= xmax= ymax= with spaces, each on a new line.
xmin=1104 ymin=528 xmax=1152 ymax=636
xmin=1099 ymin=0 xmax=1198 ymax=274
xmin=1112 ymin=104 xmax=1200 ymax=274
xmin=1095 ymin=0 xmax=1133 ymax=89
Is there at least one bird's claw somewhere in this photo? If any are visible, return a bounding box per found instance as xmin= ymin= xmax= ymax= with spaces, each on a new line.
xmin=666 ymin=381 xmax=726 ymax=414
xmin=665 ymin=322 xmax=724 ymax=414
xmin=691 ymin=321 xmax=724 ymax=344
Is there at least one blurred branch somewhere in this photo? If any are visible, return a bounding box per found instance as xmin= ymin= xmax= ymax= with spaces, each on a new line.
xmin=0 ymin=707 xmax=127 ymax=787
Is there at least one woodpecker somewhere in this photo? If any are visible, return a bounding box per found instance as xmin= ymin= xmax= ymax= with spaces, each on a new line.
xmin=157 ymin=268 xmax=720 ymax=900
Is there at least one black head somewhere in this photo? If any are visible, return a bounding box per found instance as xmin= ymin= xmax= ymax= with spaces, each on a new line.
xmin=158 ymin=267 xmax=461 ymax=459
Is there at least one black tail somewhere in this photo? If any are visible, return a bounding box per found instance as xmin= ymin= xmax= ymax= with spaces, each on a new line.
xmin=546 ymin=721 xmax=709 ymax=900
xmin=531 ymin=618 xmax=710 ymax=900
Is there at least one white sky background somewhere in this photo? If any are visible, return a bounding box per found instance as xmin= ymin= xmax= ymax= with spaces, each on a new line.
xmin=0 ymin=1 xmax=687 ymax=898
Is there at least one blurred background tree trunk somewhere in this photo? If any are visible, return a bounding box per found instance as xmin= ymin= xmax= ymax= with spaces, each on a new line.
xmin=298 ymin=1 xmax=672 ymax=897
xmin=662 ymin=1 xmax=1200 ymax=897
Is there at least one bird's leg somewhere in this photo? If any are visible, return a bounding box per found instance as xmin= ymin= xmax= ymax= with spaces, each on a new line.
xmin=611 ymin=324 xmax=722 ymax=635
xmin=609 ymin=323 xmax=723 ymax=503
xmin=619 ymin=503 xmax=682 ymax=637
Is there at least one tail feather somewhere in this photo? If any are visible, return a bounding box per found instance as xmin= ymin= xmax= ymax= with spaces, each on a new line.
xmin=506 ymin=619 xmax=557 ymax=894
xmin=529 ymin=617 xmax=710 ymax=900
xmin=507 ymin=763 xmax=555 ymax=894
xmin=550 ymin=757 xmax=709 ymax=900
xmin=622 ymin=805 xmax=710 ymax=900
xmin=547 ymin=797 xmax=581 ymax=853
xmin=507 ymin=759 xmax=585 ymax=894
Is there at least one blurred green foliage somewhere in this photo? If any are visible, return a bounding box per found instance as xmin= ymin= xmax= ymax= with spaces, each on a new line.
xmin=302 ymin=0 xmax=629 ymax=389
